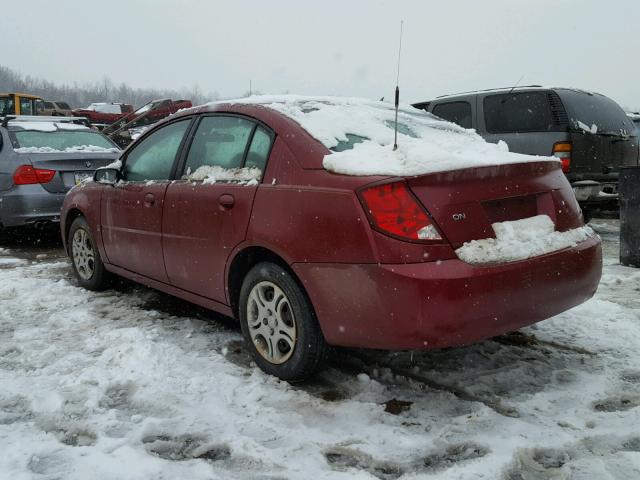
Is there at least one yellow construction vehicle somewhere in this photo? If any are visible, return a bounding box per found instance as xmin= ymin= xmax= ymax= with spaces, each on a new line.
xmin=0 ymin=93 xmax=43 ymax=116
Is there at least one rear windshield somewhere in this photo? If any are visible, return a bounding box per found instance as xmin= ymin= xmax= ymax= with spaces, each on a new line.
xmin=557 ymin=90 xmax=635 ymax=135
xmin=13 ymin=130 xmax=116 ymax=151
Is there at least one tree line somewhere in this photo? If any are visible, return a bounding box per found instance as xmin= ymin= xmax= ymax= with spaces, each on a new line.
xmin=0 ymin=65 xmax=218 ymax=109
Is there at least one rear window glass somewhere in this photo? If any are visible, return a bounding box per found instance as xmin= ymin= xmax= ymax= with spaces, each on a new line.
xmin=484 ymin=92 xmax=554 ymax=133
xmin=43 ymin=102 xmax=54 ymax=109
xmin=433 ymin=101 xmax=472 ymax=129
xmin=13 ymin=131 xmax=116 ymax=151
xmin=331 ymin=133 xmax=368 ymax=152
xmin=57 ymin=102 xmax=71 ymax=110
xmin=558 ymin=90 xmax=635 ymax=135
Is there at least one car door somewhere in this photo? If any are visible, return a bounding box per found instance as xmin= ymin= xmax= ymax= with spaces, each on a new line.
xmin=162 ymin=115 xmax=273 ymax=303
xmin=101 ymin=118 xmax=192 ymax=282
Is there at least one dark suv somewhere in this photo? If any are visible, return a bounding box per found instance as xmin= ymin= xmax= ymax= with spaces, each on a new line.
xmin=414 ymin=87 xmax=639 ymax=218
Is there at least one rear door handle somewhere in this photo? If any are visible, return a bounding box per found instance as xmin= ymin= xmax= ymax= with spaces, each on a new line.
xmin=144 ymin=193 xmax=155 ymax=206
xmin=218 ymin=193 xmax=235 ymax=208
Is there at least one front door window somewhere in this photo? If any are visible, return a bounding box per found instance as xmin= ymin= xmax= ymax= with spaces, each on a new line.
xmin=123 ymin=119 xmax=191 ymax=182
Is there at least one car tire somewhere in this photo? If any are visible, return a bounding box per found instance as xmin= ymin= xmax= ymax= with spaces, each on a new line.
xmin=68 ymin=216 xmax=111 ymax=291
xmin=239 ymin=262 xmax=327 ymax=382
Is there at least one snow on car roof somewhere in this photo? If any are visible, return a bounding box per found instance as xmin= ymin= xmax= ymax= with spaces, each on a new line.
xmin=219 ymin=95 xmax=557 ymax=176
xmin=8 ymin=121 xmax=91 ymax=132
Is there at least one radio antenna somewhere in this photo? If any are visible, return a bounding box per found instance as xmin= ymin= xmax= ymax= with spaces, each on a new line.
xmin=393 ymin=20 xmax=403 ymax=151
xmin=501 ymin=74 xmax=525 ymax=103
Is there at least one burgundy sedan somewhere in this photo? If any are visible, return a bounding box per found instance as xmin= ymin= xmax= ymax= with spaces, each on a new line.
xmin=61 ymin=97 xmax=602 ymax=381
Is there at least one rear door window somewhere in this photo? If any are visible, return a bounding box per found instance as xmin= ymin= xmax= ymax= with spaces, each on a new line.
xmin=183 ymin=116 xmax=256 ymax=180
xmin=432 ymin=101 xmax=472 ymax=129
xmin=123 ymin=119 xmax=191 ymax=182
xmin=245 ymin=125 xmax=274 ymax=171
xmin=484 ymin=92 xmax=554 ymax=133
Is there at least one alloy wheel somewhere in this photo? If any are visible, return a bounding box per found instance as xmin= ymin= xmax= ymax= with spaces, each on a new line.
xmin=72 ymin=228 xmax=95 ymax=280
xmin=246 ymin=281 xmax=297 ymax=364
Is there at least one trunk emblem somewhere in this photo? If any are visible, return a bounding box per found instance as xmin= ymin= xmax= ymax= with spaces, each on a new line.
xmin=85 ymin=161 xmax=92 ymax=168
xmin=452 ymin=213 xmax=466 ymax=221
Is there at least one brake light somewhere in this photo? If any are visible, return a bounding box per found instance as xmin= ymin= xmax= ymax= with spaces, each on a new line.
xmin=13 ymin=165 xmax=56 ymax=185
xmin=359 ymin=181 xmax=443 ymax=241
xmin=553 ymin=142 xmax=572 ymax=173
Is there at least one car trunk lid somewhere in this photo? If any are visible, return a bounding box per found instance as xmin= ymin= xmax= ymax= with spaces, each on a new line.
xmin=406 ymin=161 xmax=581 ymax=249
xmin=25 ymin=152 xmax=119 ymax=193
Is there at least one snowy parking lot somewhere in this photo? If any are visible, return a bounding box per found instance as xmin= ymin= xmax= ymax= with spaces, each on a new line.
xmin=1 ymin=220 xmax=639 ymax=480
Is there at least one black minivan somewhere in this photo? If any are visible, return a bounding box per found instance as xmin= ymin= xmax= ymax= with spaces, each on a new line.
xmin=414 ymin=87 xmax=639 ymax=219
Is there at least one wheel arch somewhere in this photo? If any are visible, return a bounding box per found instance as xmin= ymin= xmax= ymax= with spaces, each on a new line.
xmin=226 ymin=245 xmax=308 ymax=321
xmin=63 ymin=207 xmax=85 ymax=254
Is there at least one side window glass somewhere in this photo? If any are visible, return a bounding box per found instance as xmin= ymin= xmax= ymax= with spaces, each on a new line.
xmin=433 ymin=101 xmax=472 ymax=129
xmin=123 ymin=119 xmax=190 ymax=182
xmin=483 ymin=92 xmax=553 ymax=134
xmin=245 ymin=126 xmax=273 ymax=171
xmin=20 ymin=97 xmax=33 ymax=115
xmin=184 ymin=116 xmax=254 ymax=179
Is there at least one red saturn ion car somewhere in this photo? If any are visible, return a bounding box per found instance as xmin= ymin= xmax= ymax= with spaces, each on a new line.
xmin=61 ymin=96 xmax=602 ymax=381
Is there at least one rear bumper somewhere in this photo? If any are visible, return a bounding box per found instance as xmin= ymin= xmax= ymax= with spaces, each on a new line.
xmin=293 ymin=235 xmax=602 ymax=350
xmin=0 ymin=185 xmax=64 ymax=227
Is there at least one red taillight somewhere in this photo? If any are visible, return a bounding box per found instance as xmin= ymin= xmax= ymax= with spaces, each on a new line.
xmin=553 ymin=142 xmax=572 ymax=174
xmin=359 ymin=181 xmax=443 ymax=241
xmin=13 ymin=165 xmax=56 ymax=185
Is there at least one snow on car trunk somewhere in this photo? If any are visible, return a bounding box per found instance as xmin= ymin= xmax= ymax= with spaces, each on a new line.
xmin=455 ymin=214 xmax=594 ymax=264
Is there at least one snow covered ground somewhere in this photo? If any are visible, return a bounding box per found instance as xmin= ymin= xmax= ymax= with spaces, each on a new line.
xmin=0 ymin=220 xmax=639 ymax=480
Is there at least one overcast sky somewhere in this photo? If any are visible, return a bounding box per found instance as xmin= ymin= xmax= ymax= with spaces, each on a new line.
xmin=2 ymin=0 xmax=639 ymax=109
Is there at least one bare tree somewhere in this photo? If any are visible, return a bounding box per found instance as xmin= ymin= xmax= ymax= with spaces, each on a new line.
xmin=0 ymin=65 xmax=216 ymax=108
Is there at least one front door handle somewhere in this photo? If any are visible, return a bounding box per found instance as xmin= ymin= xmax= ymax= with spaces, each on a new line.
xmin=218 ymin=193 xmax=235 ymax=208
xmin=144 ymin=193 xmax=155 ymax=206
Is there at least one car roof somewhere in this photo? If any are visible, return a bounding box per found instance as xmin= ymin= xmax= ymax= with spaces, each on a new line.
xmin=164 ymin=97 xmax=331 ymax=169
xmin=415 ymin=86 xmax=605 ymax=105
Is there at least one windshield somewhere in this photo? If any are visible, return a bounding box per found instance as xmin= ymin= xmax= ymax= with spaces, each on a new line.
xmin=558 ymin=89 xmax=635 ymax=136
xmin=12 ymin=130 xmax=117 ymax=151
xmin=135 ymin=103 xmax=154 ymax=114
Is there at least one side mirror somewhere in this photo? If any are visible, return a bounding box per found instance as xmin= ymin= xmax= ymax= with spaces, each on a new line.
xmin=94 ymin=167 xmax=120 ymax=185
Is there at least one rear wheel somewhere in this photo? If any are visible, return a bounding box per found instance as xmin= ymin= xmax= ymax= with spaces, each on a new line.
xmin=239 ymin=262 xmax=327 ymax=381
xmin=68 ymin=216 xmax=110 ymax=290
